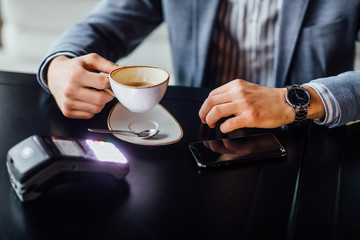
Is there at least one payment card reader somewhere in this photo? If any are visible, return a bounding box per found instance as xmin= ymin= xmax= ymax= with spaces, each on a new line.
xmin=6 ymin=135 xmax=129 ymax=202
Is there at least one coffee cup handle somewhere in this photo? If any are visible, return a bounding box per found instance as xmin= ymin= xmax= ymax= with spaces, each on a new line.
xmin=98 ymin=71 xmax=116 ymax=97
xmin=104 ymin=88 xmax=115 ymax=97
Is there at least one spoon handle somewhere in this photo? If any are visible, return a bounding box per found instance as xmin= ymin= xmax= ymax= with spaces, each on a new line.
xmin=88 ymin=128 xmax=135 ymax=135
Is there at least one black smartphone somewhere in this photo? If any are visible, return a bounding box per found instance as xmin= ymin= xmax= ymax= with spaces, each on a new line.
xmin=188 ymin=133 xmax=287 ymax=168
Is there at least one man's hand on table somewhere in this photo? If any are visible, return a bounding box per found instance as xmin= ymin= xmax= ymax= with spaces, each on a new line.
xmin=47 ymin=53 xmax=118 ymax=119
xmin=199 ymin=79 xmax=326 ymax=133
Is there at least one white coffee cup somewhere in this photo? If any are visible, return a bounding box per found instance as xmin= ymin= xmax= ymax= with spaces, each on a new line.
xmin=108 ymin=66 xmax=169 ymax=113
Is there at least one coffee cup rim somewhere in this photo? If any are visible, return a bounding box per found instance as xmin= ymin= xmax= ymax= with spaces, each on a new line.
xmin=109 ymin=66 xmax=169 ymax=89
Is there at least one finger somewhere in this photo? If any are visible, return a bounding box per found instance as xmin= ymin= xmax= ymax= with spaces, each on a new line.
xmin=199 ymin=92 xmax=233 ymax=123
xmin=199 ymin=81 xmax=239 ymax=123
xmin=75 ymin=87 xmax=114 ymax=105
xmin=220 ymin=115 xmax=249 ymax=133
xmin=82 ymin=53 xmax=119 ymax=73
xmin=204 ymin=102 xmax=238 ymax=128
xmin=76 ymin=70 xmax=111 ymax=91
xmin=63 ymin=109 xmax=96 ymax=119
xmin=62 ymin=97 xmax=107 ymax=117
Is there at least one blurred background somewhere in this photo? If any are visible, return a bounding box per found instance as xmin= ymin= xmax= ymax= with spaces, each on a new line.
xmin=0 ymin=0 xmax=359 ymax=87
xmin=0 ymin=0 xmax=175 ymax=84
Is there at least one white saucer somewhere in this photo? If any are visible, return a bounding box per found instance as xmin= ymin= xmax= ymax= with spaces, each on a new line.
xmin=107 ymin=103 xmax=183 ymax=145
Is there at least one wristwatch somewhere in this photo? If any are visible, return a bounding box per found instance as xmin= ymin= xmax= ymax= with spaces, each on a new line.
xmin=285 ymin=85 xmax=311 ymax=122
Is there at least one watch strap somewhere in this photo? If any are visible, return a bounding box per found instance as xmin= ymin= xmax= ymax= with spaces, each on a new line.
xmin=294 ymin=106 xmax=309 ymax=122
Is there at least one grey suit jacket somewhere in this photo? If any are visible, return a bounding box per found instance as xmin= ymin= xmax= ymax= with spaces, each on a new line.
xmin=38 ymin=0 xmax=360 ymax=127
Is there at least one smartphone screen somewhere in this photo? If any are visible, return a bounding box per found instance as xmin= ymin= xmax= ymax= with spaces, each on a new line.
xmin=188 ymin=133 xmax=287 ymax=168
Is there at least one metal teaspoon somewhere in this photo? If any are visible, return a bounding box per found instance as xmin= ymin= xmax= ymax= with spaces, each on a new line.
xmin=88 ymin=128 xmax=159 ymax=139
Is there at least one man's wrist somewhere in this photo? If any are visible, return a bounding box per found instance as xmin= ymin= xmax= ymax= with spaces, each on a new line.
xmin=282 ymin=85 xmax=326 ymax=124
xmin=280 ymin=87 xmax=296 ymax=123
xmin=302 ymin=85 xmax=325 ymax=121
xmin=47 ymin=55 xmax=71 ymax=84
xmin=38 ymin=52 xmax=77 ymax=89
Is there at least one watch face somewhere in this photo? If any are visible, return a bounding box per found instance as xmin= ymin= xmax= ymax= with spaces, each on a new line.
xmin=287 ymin=87 xmax=310 ymax=106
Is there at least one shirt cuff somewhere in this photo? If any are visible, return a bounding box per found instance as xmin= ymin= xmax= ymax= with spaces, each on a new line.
xmin=304 ymin=82 xmax=341 ymax=127
xmin=37 ymin=52 xmax=78 ymax=92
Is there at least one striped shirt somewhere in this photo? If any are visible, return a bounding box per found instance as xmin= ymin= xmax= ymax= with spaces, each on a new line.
xmin=204 ymin=0 xmax=282 ymax=88
xmin=204 ymin=0 xmax=340 ymax=126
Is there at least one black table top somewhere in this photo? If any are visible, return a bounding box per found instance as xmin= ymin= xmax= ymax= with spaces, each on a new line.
xmin=0 ymin=71 xmax=359 ymax=240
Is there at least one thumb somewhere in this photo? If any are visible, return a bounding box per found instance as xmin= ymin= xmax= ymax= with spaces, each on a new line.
xmin=82 ymin=53 xmax=119 ymax=73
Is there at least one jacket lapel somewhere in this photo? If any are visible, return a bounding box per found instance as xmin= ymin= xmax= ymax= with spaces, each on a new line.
xmin=273 ymin=0 xmax=309 ymax=87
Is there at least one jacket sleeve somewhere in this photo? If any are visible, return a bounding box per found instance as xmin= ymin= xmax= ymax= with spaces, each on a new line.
xmin=37 ymin=0 xmax=163 ymax=90
xmin=310 ymin=70 xmax=360 ymax=127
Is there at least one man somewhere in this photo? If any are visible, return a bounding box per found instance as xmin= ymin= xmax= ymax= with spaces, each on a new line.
xmin=37 ymin=0 xmax=360 ymax=133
